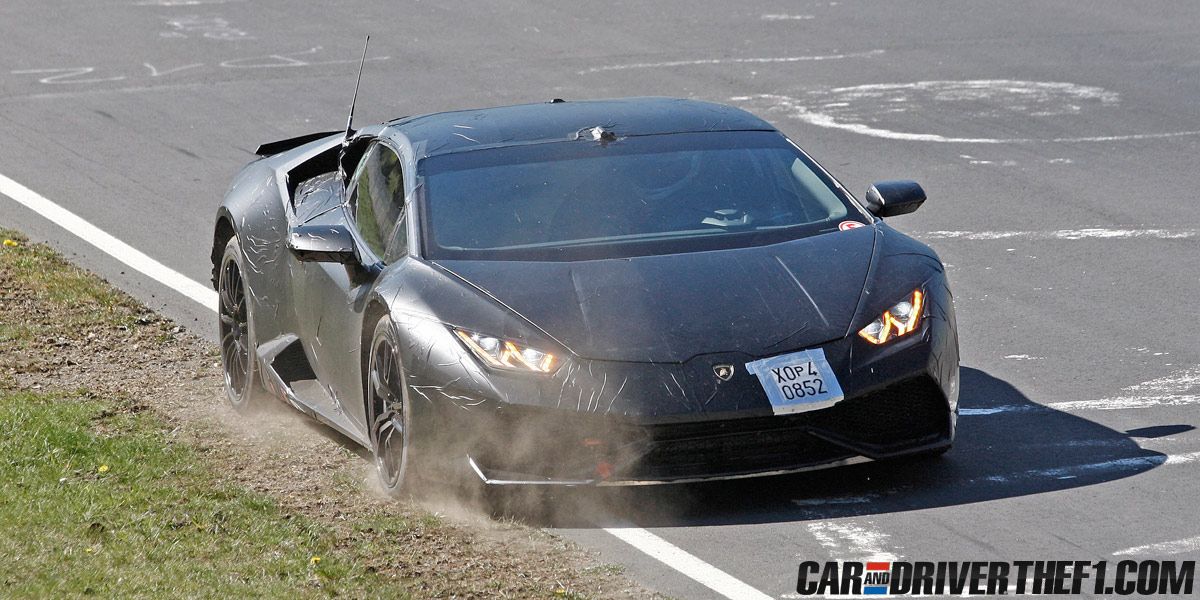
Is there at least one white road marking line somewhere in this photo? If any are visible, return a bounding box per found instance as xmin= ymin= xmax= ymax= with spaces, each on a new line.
xmin=11 ymin=67 xmax=126 ymax=85
xmin=807 ymin=521 xmax=899 ymax=561
xmin=1020 ymin=437 xmax=1182 ymax=450
xmin=761 ymin=14 xmax=815 ymax=20
xmin=1114 ymin=535 xmax=1200 ymax=556
xmin=819 ymin=80 xmax=1118 ymax=103
xmin=792 ymin=494 xmax=880 ymax=507
xmin=962 ymin=365 xmax=1200 ymax=415
xmin=970 ymin=451 xmax=1200 ymax=484
xmin=1092 ymin=365 xmax=1200 ymax=409
xmin=132 ymin=0 xmax=243 ymax=5
xmin=734 ymin=91 xmax=1200 ymax=144
xmin=917 ymin=228 xmax=1198 ymax=240
xmin=578 ymin=50 xmax=883 ymax=74
xmin=1156 ymin=451 xmax=1199 ymax=466
xmin=1 ymin=172 xmax=768 ymax=600
xmin=732 ymin=93 xmax=1013 ymax=144
xmin=1 ymin=81 xmax=211 ymax=103
xmin=161 ymin=15 xmax=252 ymax=41
xmin=960 ymin=406 xmax=1030 ymax=416
xmin=602 ymin=523 xmax=774 ymax=600
xmin=786 ymin=449 xmax=1200 ymax=517
xmin=0 ymin=172 xmax=218 ymax=310
xmin=143 ymin=62 xmax=204 ymax=77
xmin=219 ymin=47 xmax=390 ymax=69
xmin=1051 ymin=395 xmax=1200 ymax=412
xmin=963 ymin=396 xmax=1200 ymax=415
xmin=1051 ymin=131 xmax=1200 ymax=142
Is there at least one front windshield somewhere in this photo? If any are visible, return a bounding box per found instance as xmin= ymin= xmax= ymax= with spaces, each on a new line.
xmin=420 ymin=131 xmax=859 ymax=261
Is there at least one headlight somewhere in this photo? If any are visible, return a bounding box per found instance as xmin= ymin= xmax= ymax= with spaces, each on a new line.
xmin=453 ymin=328 xmax=559 ymax=373
xmin=857 ymin=289 xmax=924 ymax=345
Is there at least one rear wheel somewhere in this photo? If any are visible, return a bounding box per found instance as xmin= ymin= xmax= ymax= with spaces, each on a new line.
xmin=218 ymin=235 xmax=265 ymax=412
xmin=368 ymin=315 xmax=414 ymax=497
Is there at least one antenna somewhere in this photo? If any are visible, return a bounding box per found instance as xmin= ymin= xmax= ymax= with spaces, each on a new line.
xmin=339 ymin=35 xmax=371 ymax=182
xmin=345 ymin=35 xmax=370 ymax=141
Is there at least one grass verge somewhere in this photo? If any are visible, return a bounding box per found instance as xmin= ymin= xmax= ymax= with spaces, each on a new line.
xmin=0 ymin=389 xmax=399 ymax=598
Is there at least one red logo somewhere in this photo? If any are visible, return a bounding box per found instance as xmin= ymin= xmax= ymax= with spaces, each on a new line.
xmin=839 ymin=221 xmax=866 ymax=231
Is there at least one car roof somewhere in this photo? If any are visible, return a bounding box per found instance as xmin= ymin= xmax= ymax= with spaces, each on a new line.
xmin=385 ymin=97 xmax=777 ymax=159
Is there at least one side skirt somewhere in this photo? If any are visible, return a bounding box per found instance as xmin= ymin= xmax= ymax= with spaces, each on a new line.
xmin=255 ymin=334 xmax=372 ymax=449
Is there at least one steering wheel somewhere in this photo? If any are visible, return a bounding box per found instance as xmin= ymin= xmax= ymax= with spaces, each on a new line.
xmin=628 ymin=152 xmax=703 ymax=202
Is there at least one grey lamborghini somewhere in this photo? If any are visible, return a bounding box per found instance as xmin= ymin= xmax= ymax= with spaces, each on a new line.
xmin=212 ymin=97 xmax=959 ymax=496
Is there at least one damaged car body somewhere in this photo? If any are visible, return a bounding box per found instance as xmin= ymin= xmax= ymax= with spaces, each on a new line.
xmin=212 ymin=97 xmax=959 ymax=495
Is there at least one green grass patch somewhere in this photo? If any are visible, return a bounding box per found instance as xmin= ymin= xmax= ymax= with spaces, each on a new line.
xmin=0 ymin=229 xmax=144 ymax=347
xmin=0 ymin=389 xmax=405 ymax=598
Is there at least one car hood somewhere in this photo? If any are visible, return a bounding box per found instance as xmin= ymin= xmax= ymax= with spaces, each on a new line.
xmin=433 ymin=227 xmax=876 ymax=363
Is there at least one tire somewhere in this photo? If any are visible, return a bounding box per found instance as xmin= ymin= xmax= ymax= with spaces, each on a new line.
xmin=367 ymin=315 xmax=414 ymax=498
xmin=217 ymin=235 xmax=267 ymax=413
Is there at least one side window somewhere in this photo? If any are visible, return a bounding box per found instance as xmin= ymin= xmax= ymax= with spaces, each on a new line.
xmin=351 ymin=143 xmax=406 ymax=260
xmin=384 ymin=210 xmax=409 ymax=263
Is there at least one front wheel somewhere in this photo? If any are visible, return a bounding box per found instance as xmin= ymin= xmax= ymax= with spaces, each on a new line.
xmin=218 ymin=235 xmax=266 ymax=413
xmin=367 ymin=315 xmax=414 ymax=498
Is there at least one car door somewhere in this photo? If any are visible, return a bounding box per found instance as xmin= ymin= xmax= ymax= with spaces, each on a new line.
xmin=301 ymin=140 xmax=409 ymax=435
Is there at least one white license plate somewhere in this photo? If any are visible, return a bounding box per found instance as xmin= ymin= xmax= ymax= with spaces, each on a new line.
xmin=745 ymin=349 xmax=844 ymax=415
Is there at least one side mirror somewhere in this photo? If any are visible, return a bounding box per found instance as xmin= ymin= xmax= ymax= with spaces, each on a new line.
xmin=288 ymin=225 xmax=359 ymax=264
xmin=863 ymin=180 xmax=926 ymax=217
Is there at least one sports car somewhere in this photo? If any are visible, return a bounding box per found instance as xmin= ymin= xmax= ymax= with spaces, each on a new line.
xmin=212 ymin=97 xmax=959 ymax=495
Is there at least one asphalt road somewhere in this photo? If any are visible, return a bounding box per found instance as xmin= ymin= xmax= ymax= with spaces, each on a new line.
xmin=3 ymin=1 xmax=1200 ymax=598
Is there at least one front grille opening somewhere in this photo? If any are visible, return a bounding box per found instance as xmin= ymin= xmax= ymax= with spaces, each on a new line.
xmin=808 ymin=376 xmax=950 ymax=450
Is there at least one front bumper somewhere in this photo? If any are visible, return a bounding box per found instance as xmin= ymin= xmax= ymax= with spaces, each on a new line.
xmin=414 ymin=277 xmax=959 ymax=486
xmin=465 ymin=373 xmax=953 ymax=486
